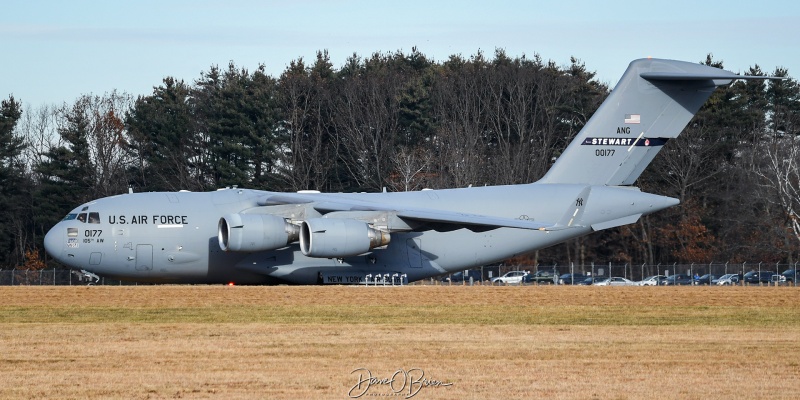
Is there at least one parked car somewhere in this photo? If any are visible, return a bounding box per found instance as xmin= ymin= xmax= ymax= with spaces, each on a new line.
xmin=664 ymin=274 xmax=693 ymax=286
xmin=529 ymin=269 xmax=559 ymax=284
xmin=594 ymin=277 xmax=637 ymax=286
xmin=577 ymin=276 xmax=605 ymax=285
xmin=712 ymin=274 xmax=741 ymax=285
xmin=743 ymin=270 xmax=776 ymax=284
xmin=781 ymin=269 xmax=799 ymax=284
xmin=558 ymin=273 xmax=586 ymax=285
xmin=694 ymin=274 xmax=718 ymax=285
xmin=638 ymin=275 xmax=666 ymax=286
xmin=442 ymin=270 xmax=483 ymax=283
xmin=491 ymin=271 xmax=529 ymax=285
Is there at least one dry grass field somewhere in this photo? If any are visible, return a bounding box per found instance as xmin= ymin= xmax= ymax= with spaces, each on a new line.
xmin=1 ymin=284 xmax=799 ymax=399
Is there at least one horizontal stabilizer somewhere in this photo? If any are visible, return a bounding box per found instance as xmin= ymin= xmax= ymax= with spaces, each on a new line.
xmin=641 ymin=71 xmax=783 ymax=82
xmin=591 ymin=214 xmax=641 ymax=231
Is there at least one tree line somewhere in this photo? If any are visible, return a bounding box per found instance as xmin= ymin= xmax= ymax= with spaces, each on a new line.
xmin=2 ymin=49 xmax=799 ymax=270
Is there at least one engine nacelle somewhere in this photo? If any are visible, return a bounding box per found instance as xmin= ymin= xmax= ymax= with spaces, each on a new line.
xmin=218 ymin=213 xmax=299 ymax=252
xmin=300 ymin=218 xmax=390 ymax=258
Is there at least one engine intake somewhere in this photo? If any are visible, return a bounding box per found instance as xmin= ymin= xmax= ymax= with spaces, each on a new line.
xmin=300 ymin=218 xmax=390 ymax=258
xmin=218 ymin=213 xmax=299 ymax=252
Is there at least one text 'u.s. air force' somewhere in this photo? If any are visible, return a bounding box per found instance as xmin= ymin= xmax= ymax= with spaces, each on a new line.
xmin=108 ymin=215 xmax=188 ymax=225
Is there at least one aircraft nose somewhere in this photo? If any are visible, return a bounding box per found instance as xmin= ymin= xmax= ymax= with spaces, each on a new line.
xmin=44 ymin=226 xmax=64 ymax=261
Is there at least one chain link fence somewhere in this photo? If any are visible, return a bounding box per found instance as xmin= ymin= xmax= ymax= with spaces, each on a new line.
xmin=2 ymin=263 xmax=798 ymax=286
xmin=436 ymin=262 xmax=800 ymax=285
xmin=494 ymin=262 xmax=798 ymax=285
xmin=0 ymin=269 xmax=141 ymax=286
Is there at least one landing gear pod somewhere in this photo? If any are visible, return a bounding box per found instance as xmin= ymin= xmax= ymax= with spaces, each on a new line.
xmin=218 ymin=213 xmax=299 ymax=252
xmin=299 ymin=218 xmax=390 ymax=258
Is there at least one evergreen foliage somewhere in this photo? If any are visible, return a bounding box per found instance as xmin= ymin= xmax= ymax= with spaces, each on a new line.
xmin=0 ymin=96 xmax=25 ymax=266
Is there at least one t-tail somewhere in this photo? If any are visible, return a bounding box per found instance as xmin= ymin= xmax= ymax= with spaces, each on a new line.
xmin=539 ymin=58 xmax=778 ymax=186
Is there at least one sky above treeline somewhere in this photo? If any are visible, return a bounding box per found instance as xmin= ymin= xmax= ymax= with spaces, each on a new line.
xmin=2 ymin=0 xmax=798 ymax=107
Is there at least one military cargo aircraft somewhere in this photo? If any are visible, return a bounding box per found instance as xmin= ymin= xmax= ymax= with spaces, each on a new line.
xmin=43 ymin=58 xmax=777 ymax=284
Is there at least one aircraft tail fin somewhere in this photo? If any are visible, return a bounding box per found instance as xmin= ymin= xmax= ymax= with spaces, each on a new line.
xmin=538 ymin=58 xmax=776 ymax=186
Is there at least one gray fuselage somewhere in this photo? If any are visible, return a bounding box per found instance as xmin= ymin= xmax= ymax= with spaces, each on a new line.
xmin=44 ymin=183 xmax=675 ymax=284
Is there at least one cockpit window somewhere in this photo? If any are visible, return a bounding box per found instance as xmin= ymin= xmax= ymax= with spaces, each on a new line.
xmin=62 ymin=213 xmax=78 ymax=221
xmin=77 ymin=213 xmax=87 ymax=223
xmin=88 ymin=212 xmax=100 ymax=224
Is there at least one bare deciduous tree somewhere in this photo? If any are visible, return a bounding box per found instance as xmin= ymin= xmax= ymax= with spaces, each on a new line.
xmin=754 ymin=137 xmax=800 ymax=244
xmin=332 ymin=53 xmax=403 ymax=191
xmin=387 ymin=145 xmax=432 ymax=192
xmin=278 ymin=53 xmax=339 ymax=191
xmin=429 ymin=53 xmax=492 ymax=188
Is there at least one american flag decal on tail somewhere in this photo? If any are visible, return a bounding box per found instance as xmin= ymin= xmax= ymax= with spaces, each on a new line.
xmin=624 ymin=114 xmax=640 ymax=124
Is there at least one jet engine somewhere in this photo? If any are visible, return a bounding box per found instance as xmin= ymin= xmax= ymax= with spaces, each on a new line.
xmin=218 ymin=213 xmax=299 ymax=252
xmin=300 ymin=218 xmax=390 ymax=258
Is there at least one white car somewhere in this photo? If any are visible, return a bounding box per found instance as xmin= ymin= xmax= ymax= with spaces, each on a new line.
xmin=594 ymin=277 xmax=637 ymax=286
xmin=638 ymin=275 xmax=666 ymax=286
xmin=491 ymin=271 xmax=529 ymax=285
xmin=712 ymin=274 xmax=741 ymax=285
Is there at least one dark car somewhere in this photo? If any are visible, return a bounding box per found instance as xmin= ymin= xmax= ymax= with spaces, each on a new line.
xmin=743 ymin=270 xmax=776 ymax=284
xmin=781 ymin=269 xmax=799 ymax=284
xmin=558 ymin=273 xmax=586 ymax=285
xmin=577 ymin=276 xmax=606 ymax=285
xmin=442 ymin=270 xmax=483 ymax=283
xmin=529 ymin=269 xmax=559 ymax=284
xmin=694 ymin=274 xmax=718 ymax=285
xmin=664 ymin=274 xmax=693 ymax=286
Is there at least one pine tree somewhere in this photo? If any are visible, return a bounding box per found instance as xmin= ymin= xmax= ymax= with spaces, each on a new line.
xmin=0 ymin=95 xmax=25 ymax=267
xmin=126 ymin=77 xmax=198 ymax=191
xmin=192 ymin=63 xmax=283 ymax=188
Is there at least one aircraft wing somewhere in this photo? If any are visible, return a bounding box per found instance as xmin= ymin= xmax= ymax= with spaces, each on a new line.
xmin=260 ymin=193 xmax=553 ymax=231
xmin=394 ymin=209 xmax=551 ymax=230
